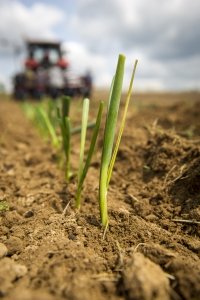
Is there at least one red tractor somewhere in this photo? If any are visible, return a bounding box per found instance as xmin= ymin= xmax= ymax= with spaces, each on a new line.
xmin=13 ymin=40 xmax=92 ymax=99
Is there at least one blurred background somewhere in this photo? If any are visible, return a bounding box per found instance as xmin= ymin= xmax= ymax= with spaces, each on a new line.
xmin=0 ymin=0 xmax=200 ymax=93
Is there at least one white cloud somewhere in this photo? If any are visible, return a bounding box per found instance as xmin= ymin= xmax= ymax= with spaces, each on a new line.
xmin=63 ymin=41 xmax=111 ymax=87
xmin=74 ymin=0 xmax=200 ymax=58
xmin=0 ymin=0 xmax=64 ymax=45
xmin=71 ymin=0 xmax=200 ymax=90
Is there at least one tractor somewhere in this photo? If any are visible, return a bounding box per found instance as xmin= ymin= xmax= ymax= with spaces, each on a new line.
xmin=13 ymin=40 xmax=92 ymax=100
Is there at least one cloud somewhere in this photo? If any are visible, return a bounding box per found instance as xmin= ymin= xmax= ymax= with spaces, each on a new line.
xmin=63 ymin=41 xmax=112 ymax=87
xmin=74 ymin=0 xmax=200 ymax=60
xmin=69 ymin=0 xmax=200 ymax=90
xmin=0 ymin=0 xmax=64 ymax=51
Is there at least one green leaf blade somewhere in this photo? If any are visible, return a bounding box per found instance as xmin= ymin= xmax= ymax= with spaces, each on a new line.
xmin=99 ymin=54 xmax=126 ymax=226
xmin=75 ymin=101 xmax=104 ymax=209
xmin=62 ymin=96 xmax=71 ymax=117
xmin=36 ymin=106 xmax=59 ymax=148
xmin=78 ymin=98 xmax=90 ymax=183
xmin=107 ymin=59 xmax=138 ymax=186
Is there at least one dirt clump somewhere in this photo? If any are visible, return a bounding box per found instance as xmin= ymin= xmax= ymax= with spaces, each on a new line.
xmin=121 ymin=252 xmax=170 ymax=300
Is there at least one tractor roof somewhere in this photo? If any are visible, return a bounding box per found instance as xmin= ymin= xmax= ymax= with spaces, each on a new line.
xmin=26 ymin=40 xmax=61 ymax=48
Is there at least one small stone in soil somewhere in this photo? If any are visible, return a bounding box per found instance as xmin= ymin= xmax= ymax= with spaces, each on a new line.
xmin=0 ymin=243 xmax=8 ymax=258
xmin=5 ymin=236 xmax=24 ymax=255
xmin=24 ymin=210 xmax=34 ymax=218
xmin=68 ymin=233 xmax=77 ymax=241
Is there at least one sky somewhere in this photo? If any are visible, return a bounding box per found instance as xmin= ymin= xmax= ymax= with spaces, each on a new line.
xmin=0 ymin=0 xmax=200 ymax=91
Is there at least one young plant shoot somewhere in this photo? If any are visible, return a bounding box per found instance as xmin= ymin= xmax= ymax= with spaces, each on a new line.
xmin=71 ymin=121 xmax=96 ymax=135
xmin=57 ymin=96 xmax=71 ymax=182
xmin=99 ymin=54 xmax=138 ymax=227
xmin=99 ymin=54 xmax=125 ymax=227
xmin=36 ymin=105 xmax=60 ymax=148
xmin=107 ymin=59 xmax=138 ymax=185
xmin=62 ymin=96 xmax=71 ymax=118
xmin=77 ymin=98 xmax=90 ymax=184
xmin=75 ymin=100 xmax=104 ymax=209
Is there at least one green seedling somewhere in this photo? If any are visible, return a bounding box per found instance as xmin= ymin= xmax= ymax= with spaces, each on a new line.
xmin=99 ymin=54 xmax=138 ymax=227
xmin=46 ymin=98 xmax=59 ymax=129
xmin=0 ymin=200 xmax=9 ymax=212
xmin=62 ymin=96 xmax=71 ymax=118
xmin=58 ymin=115 xmax=71 ymax=181
xmin=57 ymin=96 xmax=71 ymax=182
xmin=78 ymin=98 xmax=90 ymax=183
xmin=36 ymin=106 xmax=60 ymax=148
xmin=75 ymin=100 xmax=104 ymax=209
xmin=99 ymin=54 xmax=125 ymax=227
xmin=21 ymin=102 xmax=35 ymax=120
xmin=22 ymin=99 xmax=60 ymax=144
xmin=71 ymin=121 xmax=96 ymax=135
xmin=107 ymin=59 xmax=138 ymax=185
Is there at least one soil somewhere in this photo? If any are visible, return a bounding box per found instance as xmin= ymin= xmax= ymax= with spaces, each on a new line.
xmin=0 ymin=92 xmax=200 ymax=300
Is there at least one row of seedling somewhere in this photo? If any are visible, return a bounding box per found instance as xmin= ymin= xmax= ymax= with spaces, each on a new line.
xmin=22 ymin=54 xmax=138 ymax=227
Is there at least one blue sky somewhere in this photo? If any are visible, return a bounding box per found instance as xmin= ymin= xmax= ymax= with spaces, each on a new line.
xmin=0 ymin=0 xmax=200 ymax=91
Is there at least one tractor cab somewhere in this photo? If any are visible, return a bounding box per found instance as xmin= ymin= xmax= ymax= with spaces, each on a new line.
xmin=25 ymin=40 xmax=69 ymax=70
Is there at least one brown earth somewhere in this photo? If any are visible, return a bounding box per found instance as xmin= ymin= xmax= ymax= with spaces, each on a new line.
xmin=0 ymin=91 xmax=200 ymax=300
